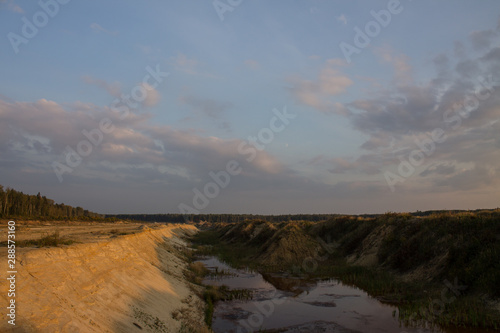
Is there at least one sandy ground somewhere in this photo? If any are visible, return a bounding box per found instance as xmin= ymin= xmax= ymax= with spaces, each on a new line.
xmin=0 ymin=221 xmax=206 ymax=333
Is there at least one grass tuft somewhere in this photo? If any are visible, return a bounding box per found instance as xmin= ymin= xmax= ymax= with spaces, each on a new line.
xmin=17 ymin=231 xmax=75 ymax=247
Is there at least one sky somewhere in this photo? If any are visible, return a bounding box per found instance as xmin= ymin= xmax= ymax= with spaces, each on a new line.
xmin=0 ymin=0 xmax=499 ymax=215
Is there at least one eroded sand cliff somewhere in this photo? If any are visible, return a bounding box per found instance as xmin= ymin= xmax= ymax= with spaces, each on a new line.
xmin=0 ymin=223 xmax=204 ymax=333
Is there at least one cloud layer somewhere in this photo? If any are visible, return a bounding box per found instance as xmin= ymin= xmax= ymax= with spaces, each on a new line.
xmin=319 ymin=25 xmax=500 ymax=194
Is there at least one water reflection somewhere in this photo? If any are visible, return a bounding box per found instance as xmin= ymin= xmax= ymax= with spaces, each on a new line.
xmin=196 ymin=256 xmax=487 ymax=333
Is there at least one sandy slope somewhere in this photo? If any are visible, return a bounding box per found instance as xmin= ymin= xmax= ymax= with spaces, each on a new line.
xmin=0 ymin=223 xmax=205 ymax=333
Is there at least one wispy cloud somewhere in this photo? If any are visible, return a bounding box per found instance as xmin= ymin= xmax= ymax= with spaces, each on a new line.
xmin=469 ymin=29 xmax=497 ymax=50
xmin=170 ymin=53 xmax=199 ymax=75
xmin=168 ymin=53 xmax=219 ymax=78
xmin=140 ymin=83 xmax=161 ymax=107
xmin=82 ymin=76 xmax=122 ymax=97
xmin=289 ymin=59 xmax=352 ymax=115
xmin=244 ymin=59 xmax=260 ymax=70
xmin=374 ymin=46 xmax=413 ymax=85
xmin=337 ymin=14 xmax=348 ymax=25
xmin=179 ymin=94 xmax=232 ymax=119
xmin=178 ymin=94 xmax=232 ymax=131
xmin=82 ymin=76 xmax=160 ymax=108
xmin=90 ymin=23 xmax=118 ymax=36
xmin=1 ymin=0 xmax=23 ymax=13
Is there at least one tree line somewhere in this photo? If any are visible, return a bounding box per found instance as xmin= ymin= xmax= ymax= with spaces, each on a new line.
xmin=0 ymin=185 xmax=102 ymax=220
xmin=108 ymin=213 xmax=341 ymax=224
xmin=109 ymin=209 xmax=500 ymax=224
xmin=3 ymin=183 xmax=494 ymax=222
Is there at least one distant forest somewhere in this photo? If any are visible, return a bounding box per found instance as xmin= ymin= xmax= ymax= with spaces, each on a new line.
xmin=0 ymin=185 xmax=102 ymax=220
xmin=108 ymin=213 xmax=341 ymax=224
xmin=108 ymin=209 xmax=499 ymax=224
xmin=1 ymin=184 xmax=496 ymax=222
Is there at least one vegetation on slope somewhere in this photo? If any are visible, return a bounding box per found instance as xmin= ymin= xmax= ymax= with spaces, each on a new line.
xmin=183 ymin=252 xmax=250 ymax=331
xmin=16 ymin=231 xmax=76 ymax=247
xmin=191 ymin=211 xmax=500 ymax=329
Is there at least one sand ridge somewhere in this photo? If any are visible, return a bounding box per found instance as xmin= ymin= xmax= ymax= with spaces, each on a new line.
xmin=0 ymin=222 xmax=204 ymax=332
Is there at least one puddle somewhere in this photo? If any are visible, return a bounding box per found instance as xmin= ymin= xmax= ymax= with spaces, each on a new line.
xmin=196 ymin=256 xmax=491 ymax=333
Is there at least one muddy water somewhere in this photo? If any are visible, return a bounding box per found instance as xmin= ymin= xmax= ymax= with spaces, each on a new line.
xmin=197 ymin=256 xmax=489 ymax=333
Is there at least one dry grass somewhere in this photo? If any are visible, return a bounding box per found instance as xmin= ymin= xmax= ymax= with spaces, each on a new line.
xmin=16 ymin=231 xmax=75 ymax=247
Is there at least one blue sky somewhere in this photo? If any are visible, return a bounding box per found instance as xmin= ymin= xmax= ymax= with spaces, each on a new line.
xmin=1 ymin=0 xmax=499 ymax=214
